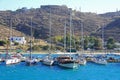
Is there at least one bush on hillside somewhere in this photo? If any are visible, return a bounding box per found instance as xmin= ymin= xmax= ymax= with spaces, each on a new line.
xmin=0 ymin=40 xmax=6 ymax=46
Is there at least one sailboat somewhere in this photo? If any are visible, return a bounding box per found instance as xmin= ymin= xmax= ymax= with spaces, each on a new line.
xmin=42 ymin=54 xmax=54 ymax=66
xmin=58 ymin=9 xmax=79 ymax=69
xmin=91 ymin=25 xmax=107 ymax=65
xmin=26 ymin=17 xmax=38 ymax=66
xmin=42 ymin=9 xmax=54 ymax=66
xmin=77 ymin=20 xmax=87 ymax=65
xmin=91 ymin=57 xmax=107 ymax=65
xmin=5 ymin=18 xmax=21 ymax=65
xmin=56 ymin=18 xmax=73 ymax=65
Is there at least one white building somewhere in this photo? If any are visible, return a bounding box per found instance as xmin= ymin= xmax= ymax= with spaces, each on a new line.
xmin=10 ymin=36 xmax=26 ymax=44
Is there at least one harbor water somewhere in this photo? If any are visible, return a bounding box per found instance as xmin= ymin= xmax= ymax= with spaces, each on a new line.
xmin=0 ymin=54 xmax=120 ymax=80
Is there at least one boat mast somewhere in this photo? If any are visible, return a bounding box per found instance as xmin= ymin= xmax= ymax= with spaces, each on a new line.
xmin=69 ymin=9 xmax=72 ymax=56
xmin=6 ymin=18 xmax=12 ymax=59
xmin=79 ymin=7 xmax=84 ymax=54
xmin=64 ymin=19 xmax=67 ymax=54
xmin=102 ymin=24 xmax=105 ymax=53
xmin=30 ymin=17 xmax=33 ymax=60
xmin=49 ymin=9 xmax=52 ymax=54
xmin=81 ymin=21 xmax=84 ymax=54
xmin=9 ymin=18 xmax=12 ymax=54
xmin=72 ymin=22 xmax=76 ymax=51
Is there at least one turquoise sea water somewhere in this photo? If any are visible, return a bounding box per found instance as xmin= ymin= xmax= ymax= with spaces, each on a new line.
xmin=0 ymin=54 xmax=120 ymax=80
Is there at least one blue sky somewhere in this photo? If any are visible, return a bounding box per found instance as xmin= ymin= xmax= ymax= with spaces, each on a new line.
xmin=0 ymin=0 xmax=120 ymax=13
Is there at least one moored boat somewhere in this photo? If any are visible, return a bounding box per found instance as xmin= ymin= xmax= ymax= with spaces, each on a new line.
xmin=57 ymin=10 xmax=79 ymax=69
xmin=25 ymin=17 xmax=38 ymax=66
xmin=42 ymin=10 xmax=54 ymax=66
xmin=5 ymin=57 xmax=21 ymax=65
xmin=58 ymin=57 xmax=79 ymax=68
xmin=92 ymin=58 xmax=107 ymax=65
xmin=78 ymin=58 xmax=87 ymax=65
xmin=56 ymin=55 xmax=79 ymax=68
xmin=26 ymin=58 xmax=38 ymax=65
xmin=5 ymin=18 xmax=21 ymax=65
xmin=42 ymin=55 xmax=54 ymax=66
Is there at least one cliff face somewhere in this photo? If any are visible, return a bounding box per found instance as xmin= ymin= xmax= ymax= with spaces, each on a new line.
xmin=0 ymin=5 xmax=120 ymax=41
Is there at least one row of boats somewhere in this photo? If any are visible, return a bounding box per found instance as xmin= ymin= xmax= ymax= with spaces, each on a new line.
xmin=0 ymin=53 xmax=108 ymax=69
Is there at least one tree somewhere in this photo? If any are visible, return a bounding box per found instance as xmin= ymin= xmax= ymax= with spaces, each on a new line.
xmin=0 ymin=40 xmax=7 ymax=46
xmin=106 ymin=37 xmax=116 ymax=49
xmin=42 ymin=45 xmax=49 ymax=50
xmin=52 ymin=36 xmax=63 ymax=43
xmin=14 ymin=42 xmax=19 ymax=45
xmin=88 ymin=36 xmax=95 ymax=49
xmin=84 ymin=37 xmax=89 ymax=50
xmin=94 ymin=38 xmax=102 ymax=50
xmin=32 ymin=45 xmax=41 ymax=51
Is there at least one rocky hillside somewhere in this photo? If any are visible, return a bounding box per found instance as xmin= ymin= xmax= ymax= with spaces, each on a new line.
xmin=0 ymin=5 xmax=120 ymax=42
xmin=92 ymin=18 xmax=120 ymax=42
xmin=0 ymin=25 xmax=25 ymax=40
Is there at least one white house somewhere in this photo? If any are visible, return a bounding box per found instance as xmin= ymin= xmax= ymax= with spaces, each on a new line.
xmin=10 ymin=36 xmax=26 ymax=44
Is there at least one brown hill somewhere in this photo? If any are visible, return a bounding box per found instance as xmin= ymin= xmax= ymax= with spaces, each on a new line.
xmin=0 ymin=24 xmax=25 ymax=40
xmin=0 ymin=5 xmax=120 ymax=42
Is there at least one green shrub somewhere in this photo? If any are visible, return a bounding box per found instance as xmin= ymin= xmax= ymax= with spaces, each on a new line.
xmin=0 ymin=40 xmax=6 ymax=46
xmin=42 ymin=45 xmax=49 ymax=50
xmin=14 ymin=42 xmax=19 ymax=45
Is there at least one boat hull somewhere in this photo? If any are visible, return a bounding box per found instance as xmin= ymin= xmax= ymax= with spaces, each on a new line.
xmin=26 ymin=59 xmax=38 ymax=66
xmin=42 ymin=60 xmax=54 ymax=66
xmin=93 ymin=61 xmax=107 ymax=65
xmin=92 ymin=58 xmax=107 ymax=65
xmin=78 ymin=59 xmax=87 ymax=65
xmin=58 ymin=62 xmax=78 ymax=69
xmin=5 ymin=58 xmax=21 ymax=65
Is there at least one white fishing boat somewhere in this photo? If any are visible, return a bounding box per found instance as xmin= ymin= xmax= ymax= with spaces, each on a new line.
xmin=42 ymin=10 xmax=54 ymax=66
